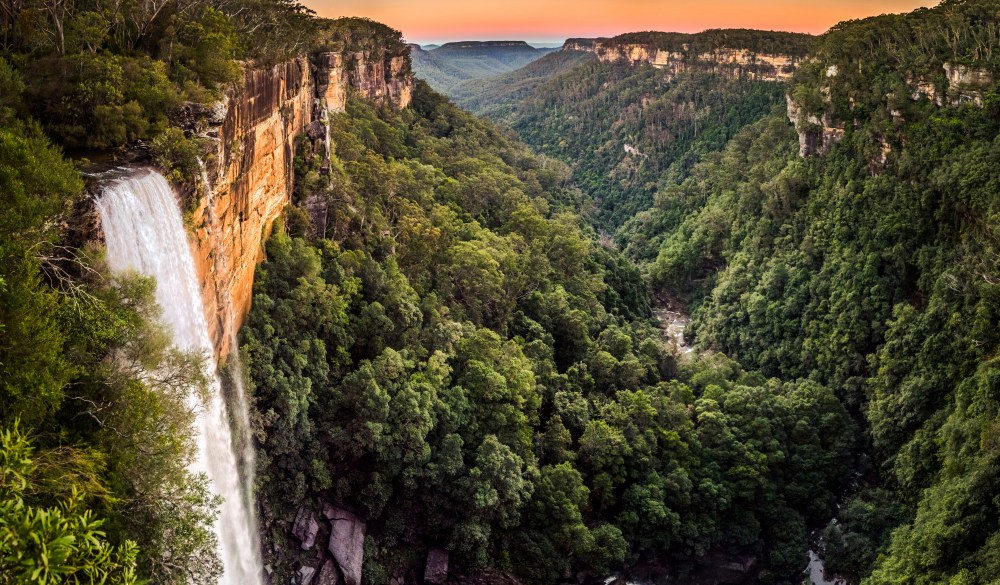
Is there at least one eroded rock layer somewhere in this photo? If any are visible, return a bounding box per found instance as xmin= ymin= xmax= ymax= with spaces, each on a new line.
xmin=189 ymin=53 xmax=413 ymax=359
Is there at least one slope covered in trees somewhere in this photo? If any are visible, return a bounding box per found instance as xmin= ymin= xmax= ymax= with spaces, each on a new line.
xmin=410 ymin=42 xmax=557 ymax=95
xmin=611 ymin=1 xmax=1000 ymax=583
xmin=459 ymin=34 xmax=808 ymax=228
xmin=451 ymin=50 xmax=596 ymax=122
xmin=241 ymin=81 xmax=855 ymax=584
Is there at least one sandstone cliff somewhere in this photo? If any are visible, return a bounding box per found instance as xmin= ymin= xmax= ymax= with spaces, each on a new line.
xmin=563 ymin=37 xmax=805 ymax=82
xmin=185 ymin=51 xmax=413 ymax=359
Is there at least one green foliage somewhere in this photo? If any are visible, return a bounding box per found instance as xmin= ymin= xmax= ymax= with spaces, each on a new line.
xmin=246 ymin=82 xmax=854 ymax=584
xmin=0 ymin=121 xmax=81 ymax=425
xmin=477 ymin=56 xmax=788 ymax=228
xmin=603 ymin=3 xmax=1000 ymax=583
xmin=412 ymin=42 xmax=556 ymax=95
xmin=0 ymin=423 xmax=139 ymax=584
xmin=451 ymin=50 xmax=596 ymax=124
xmin=152 ymin=127 xmax=206 ymax=187
xmin=604 ymin=29 xmax=816 ymax=57
xmin=0 ymin=0 xmax=321 ymax=149
xmin=0 ymin=120 xmax=220 ymax=582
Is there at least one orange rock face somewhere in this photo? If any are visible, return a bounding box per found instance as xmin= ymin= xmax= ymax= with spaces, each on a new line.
xmin=190 ymin=58 xmax=314 ymax=361
xmin=189 ymin=53 xmax=413 ymax=360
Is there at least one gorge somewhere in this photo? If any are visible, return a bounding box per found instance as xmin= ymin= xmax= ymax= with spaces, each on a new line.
xmin=3 ymin=2 xmax=1000 ymax=585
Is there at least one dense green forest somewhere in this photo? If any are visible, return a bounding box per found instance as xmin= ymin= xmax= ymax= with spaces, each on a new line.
xmin=512 ymin=63 xmax=787 ymax=227
xmin=244 ymin=82 xmax=855 ymax=584
xmin=612 ymin=1 xmax=1000 ymax=583
xmin=604 ymin=30 xmax=815 ymax=57
xmin=449 ymin=50 xmax=596 ymax=120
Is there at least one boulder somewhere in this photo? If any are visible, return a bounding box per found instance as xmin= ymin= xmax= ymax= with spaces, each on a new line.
xmin=297 ymin=565 xmax=317 ymax=585
xmin=424 ymin=548 xmax=449 ymax=584
xmin=315 ymin=560 xmax=339 ymax=585
xmin=327 ymin=506 xmax=366 ymax=585
xmin=292 ymin=507 xmax=320 ymax=550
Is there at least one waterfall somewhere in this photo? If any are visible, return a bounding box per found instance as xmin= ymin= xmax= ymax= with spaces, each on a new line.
xmin=96 ymin=170 xmax=263 ymax=585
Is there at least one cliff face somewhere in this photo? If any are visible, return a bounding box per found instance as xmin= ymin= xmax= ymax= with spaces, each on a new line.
xmin=788 ymin=61 xmax=994 ymax=158
xmin=344 ymin=51 xmax=413 ymax=109
xmin=563 ymin=39 xmax=803 ymax=82
xmin=187 ymin=51 xmax=413 ymax=359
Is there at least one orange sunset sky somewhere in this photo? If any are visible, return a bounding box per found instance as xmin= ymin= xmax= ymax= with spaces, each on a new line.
xmin=300 ymin=0 xmax=940 ymax=44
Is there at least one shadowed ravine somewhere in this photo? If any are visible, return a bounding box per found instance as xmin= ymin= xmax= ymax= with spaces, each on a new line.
xmin=96 ymin=170 xmax=264 ymax=585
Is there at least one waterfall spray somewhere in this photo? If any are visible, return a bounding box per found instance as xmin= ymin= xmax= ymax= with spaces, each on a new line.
xmin=96 ymin=170 xmax=264 ymax=585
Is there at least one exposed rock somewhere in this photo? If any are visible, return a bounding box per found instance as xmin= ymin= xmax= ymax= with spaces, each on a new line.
xmin=315 ymin=52 xmax=348 ymax=114
xmin=345 ymin=51 xmax=414 ymax=109
xmin=292 ymin=507 xmax=319 ymax=550
xmin=315 ymin=560 xmax=339 ymax=585
xmin=297 ymin=565 xmax=317 ymax=585
xmin=424 ymin=548 xmax=449 ymax=584
xmin=944 ymin=62 xmax=994 ymax=106
xmin=306 ymin=120 xmax=327 ymax=142
xmin=786 ymin=94 xmax=842 ymax=157
xmin=187 ymin=49 xmax=414 ymax=361
xmin=327 ymin=506 xmax=366 ymax=585
xmin=564 ymin=39 xmax=802 ymax=82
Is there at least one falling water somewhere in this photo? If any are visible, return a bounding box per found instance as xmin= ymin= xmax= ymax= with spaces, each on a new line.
xmin=96 ymin=170 xmax=263 ymax=585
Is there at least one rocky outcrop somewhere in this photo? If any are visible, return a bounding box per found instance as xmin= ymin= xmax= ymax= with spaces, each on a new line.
xmin=315 ymin=560 xmax=339 ymax=585
xmin=943 ymin=62 xmax=993 ymax=106
xmin=789 ymin=61 xmax=995 ymax=158
xmin=297 ymin=565 xmax=317 ymax=585
xmin=345 ymin=51 xmax=413 ymax=109
xmin=184 ymin=50 xmax=413 ymax=360
xmin=786 ymin=94 xmax=845 ymax=157
xmin=326 ymin=506 xmax=366 ymax=585
xmin=564 ymin=39 xmax=802 ymax=82
xmin=293 ymin=507 xmax=320 ymax=550
xmin=424 ymin=549 xmax=449 ymax=584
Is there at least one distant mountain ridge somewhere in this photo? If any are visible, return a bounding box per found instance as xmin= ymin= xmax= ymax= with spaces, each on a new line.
xmin=409 ymin=39 xmax=556 ymax=94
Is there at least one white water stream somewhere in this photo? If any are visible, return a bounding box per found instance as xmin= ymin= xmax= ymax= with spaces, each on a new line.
xmin=96 ymin=170 xmax=263 ymax=585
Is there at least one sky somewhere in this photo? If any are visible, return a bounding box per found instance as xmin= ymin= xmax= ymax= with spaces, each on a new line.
xmin=299 ymin=0 xmax=940 ymax=45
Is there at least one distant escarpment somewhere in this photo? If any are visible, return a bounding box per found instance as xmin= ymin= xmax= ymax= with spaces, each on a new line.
xmin=564 ymin=29 xmax=815 ymax=82
xmin=182 ymin=20 xmax=414 ymax=359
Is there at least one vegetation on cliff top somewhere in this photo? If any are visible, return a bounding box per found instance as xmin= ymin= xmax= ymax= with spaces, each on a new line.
xmin=605 ymin=29 xmax=816 ymax=57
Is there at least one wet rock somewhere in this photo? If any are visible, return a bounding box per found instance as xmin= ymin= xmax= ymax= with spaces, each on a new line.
xmin=315 ymin=560 xmax=339 ymax=585
xmin=306 ymin=120 xmax=327 ymax=142
xmin=424 ymin=548 xmax=449 ymax=584
xmin=297 ymin=565 xmax=317 ymax=585
xmin=293 ymin=507 xmax=320 ymax=550
xmin=326 ymin=506 xmax=366 ymax=585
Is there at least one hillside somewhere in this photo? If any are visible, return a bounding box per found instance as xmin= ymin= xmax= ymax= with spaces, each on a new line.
xmin=410 ymin=41 xmax=556 ymax=94
xmin=451 ymin=49 xmax=597 ymax=121
xmin=462 ymin=29 xmax=815 ymax=227
xmin=616 ymin=1 xmax=1000 ymax=583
